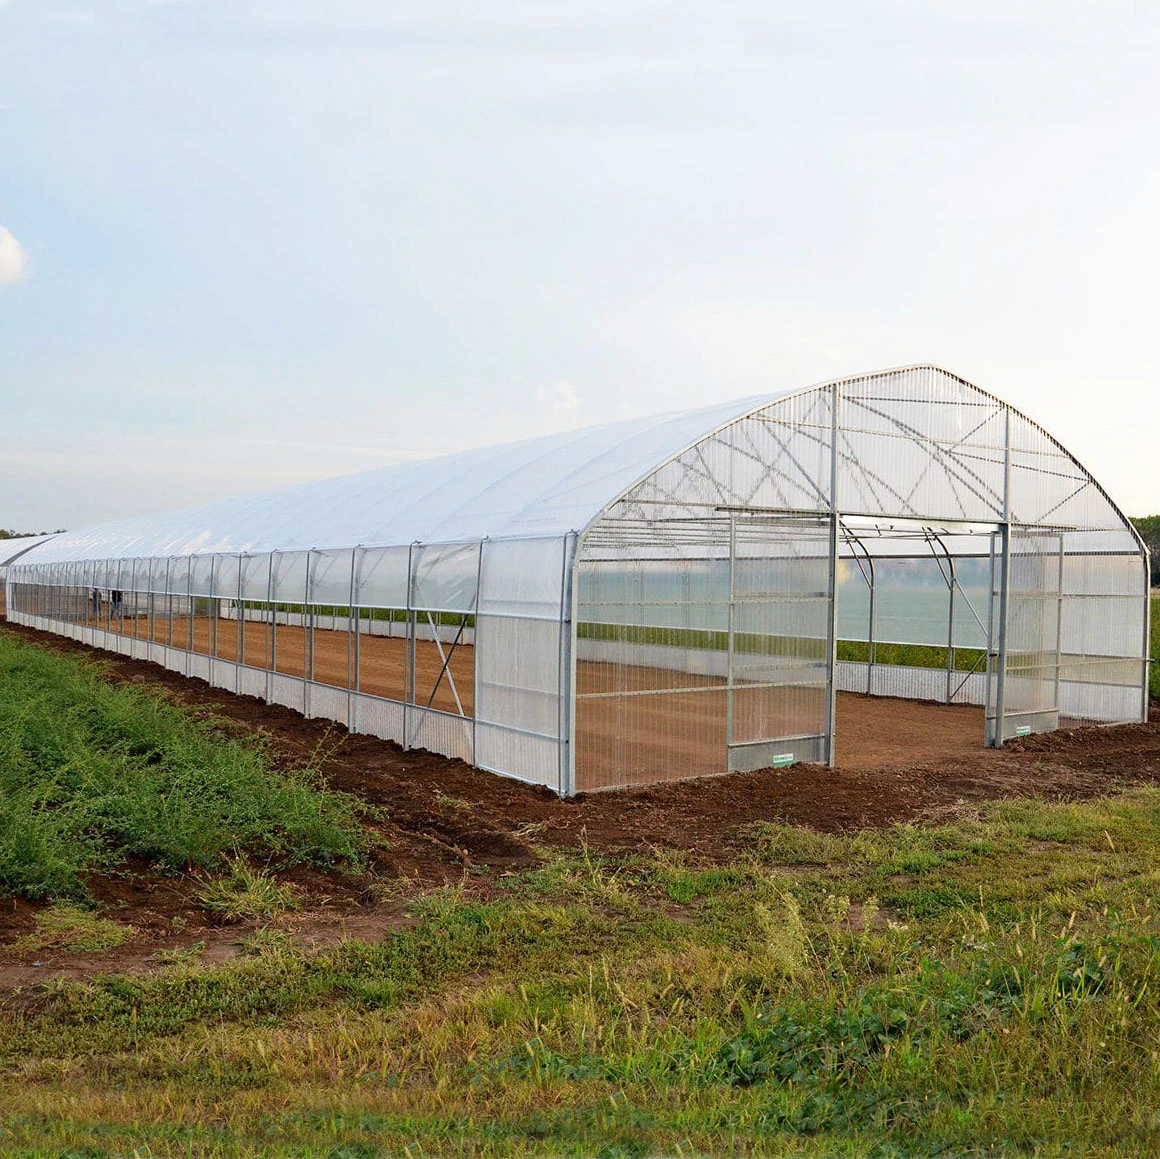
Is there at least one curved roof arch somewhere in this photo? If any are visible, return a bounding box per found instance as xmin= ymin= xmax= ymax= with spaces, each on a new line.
xmin=11 ymin=366 xmax=1140 ymax=568
xmin=14 ymin=391 xmax=789 ymax=565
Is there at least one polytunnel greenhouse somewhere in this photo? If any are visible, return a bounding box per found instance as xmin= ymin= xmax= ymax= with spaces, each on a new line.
xmin=4 ymin=366 xmax=1151 ymax=795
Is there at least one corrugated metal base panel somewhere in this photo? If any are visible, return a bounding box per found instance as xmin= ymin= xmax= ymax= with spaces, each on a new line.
xmin=351 ymin=693 xmax=405 ymax=744
xmin=1060 ymin=681 xmax=1143 ymax=724
xmin=475 ymin=722 xmax=560 ymax=789
xmin=148 ymin=642 xmax=166 ymax=666
xmin=269 ymin=672 xmax=306 ymax=716
xmin=836 ymin=661 xmax=987 ymax=706
xmin=164 ymin=648 xmax=188 ymax=677
xmin=130 ymin=637 xmax=149 ymax=661
xmin=238 ymin=666 xmax=268 ymax=700
xmin=209 ymin=657 xmax=239 ymax=692
xmin=407 ymin=706 xmax=473 ymax=763
xmin=307 ymin=682 xmax=350 ymax=726
xmin=188 ymin=653 xmax=211 ymax=683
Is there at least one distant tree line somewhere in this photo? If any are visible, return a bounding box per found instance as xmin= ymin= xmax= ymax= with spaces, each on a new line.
xmin=1132 ymin=517 xmax=1160 ymax=586
xmin=0 ymin=528 xmax=64 ymax=539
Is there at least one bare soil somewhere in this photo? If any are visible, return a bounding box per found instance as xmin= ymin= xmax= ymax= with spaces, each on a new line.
xmin=2 ymin=618 xmax=1158 ymax=992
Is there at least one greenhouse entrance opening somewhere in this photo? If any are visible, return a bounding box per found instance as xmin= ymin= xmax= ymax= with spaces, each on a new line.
xmin=834 ymin=517 xmax=1004 ymax=763
xmin=574 ymin=512 xmax=837 ymax=791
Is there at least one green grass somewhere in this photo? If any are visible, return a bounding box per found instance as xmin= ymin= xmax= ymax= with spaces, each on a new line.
xmin=199 ymin=861 xmax=303 ymax=923
xmin=0 ymin=629 xmax=368 ymax=900
xmin=7 ymin=791 xmax=1160 ymax=1154
xmin=6 ymin=903 xmax=135 ymax=954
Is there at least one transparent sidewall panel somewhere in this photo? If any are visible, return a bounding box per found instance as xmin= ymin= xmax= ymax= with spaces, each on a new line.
xmin=989 ymin=528 xmax=1063 ymax=743
xmin=728 ymin=515 xmax=831 ymax=770
xmin=575 ymin=517 xmax=732 ymax=791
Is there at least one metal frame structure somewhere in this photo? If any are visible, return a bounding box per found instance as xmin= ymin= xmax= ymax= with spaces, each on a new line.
xmin=5 ymin=366 xmax=1150 ymax=796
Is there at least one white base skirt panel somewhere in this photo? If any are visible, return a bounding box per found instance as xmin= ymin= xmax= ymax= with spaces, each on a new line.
xmin=836 ymin=661 xmax=988 ymax=706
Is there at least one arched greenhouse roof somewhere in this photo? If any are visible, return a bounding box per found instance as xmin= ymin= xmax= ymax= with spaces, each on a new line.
xmin=0 ymin=534 xmax=58 ymax=568
xmin=14 ymin=392 xmax=785 ymax=564
xmin=11 ymin=363 xmax=1140 ymax=567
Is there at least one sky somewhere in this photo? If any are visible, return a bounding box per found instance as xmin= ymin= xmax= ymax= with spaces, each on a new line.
xmin=1 ymin=0 xmax=1158 ymax=532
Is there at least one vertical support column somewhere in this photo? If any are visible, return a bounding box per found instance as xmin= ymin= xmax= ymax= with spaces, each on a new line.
xmin=234 ymin=555 xmax=243 ymax=694
xmin=209 ymin=555 xmax=218 ymax=660
xmin=269 ymin=553 xmax=278 ymax=677
xmin=1142 ymin=546 xmax=1153 ymax=725
xmin=306 ymin=552 xmax=316 ymax=722
xmin=725 ymin=513 xmax=737 ymax=753
xmin=946 ymin=559 xmax=956 ymax=706
xmin=994 ymin=523 xmax=1012 ymax=746
xmin=348 ymin=546 xmax=357 ymax=731
xmin=1053 ymin=534 xmax=1065 ymax=716
xmin=472 ymin=537 xmax=487 ymax=770
xmin=991 ymin=407 xmax=1014 ymax=746
xmin=562 ymin=532 xmax=579 ymax=799
xmin=824 ymin=381 xmax=841 ymax=766
xmin=405 ymin=542 xmax=417 ymax=750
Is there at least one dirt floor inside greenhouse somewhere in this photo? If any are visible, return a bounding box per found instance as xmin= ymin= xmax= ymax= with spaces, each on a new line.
xmin=2 ymin=616 xmax=1159 ymax=992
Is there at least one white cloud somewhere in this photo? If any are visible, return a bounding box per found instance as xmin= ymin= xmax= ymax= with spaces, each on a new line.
xmin=0 ymin=226 xmax=28 ymax=284
xmin=535 ymin=380 xmax=580 ymax=414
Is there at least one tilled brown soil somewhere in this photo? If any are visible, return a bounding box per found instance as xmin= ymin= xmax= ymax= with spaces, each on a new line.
xmin=2 ymin=619 xmax=1158 ymax=989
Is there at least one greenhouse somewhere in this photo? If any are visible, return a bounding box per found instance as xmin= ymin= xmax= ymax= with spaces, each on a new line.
xmin=4 ymin=366 xmax=1151 ymax=795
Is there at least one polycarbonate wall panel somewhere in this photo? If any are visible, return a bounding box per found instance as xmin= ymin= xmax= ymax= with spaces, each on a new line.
xmin=272 ymin=552 xmax=309 ymax=605
xmin=474 ymin=536 xmax=568 ymax=788
xmin=838 ymin=368 xmax=1007 ymax=522
xmin=308 ymin=549 xmax=353 ymax=607
xmin=993 ymin=530 xmax=1064 ymax=739
xmin=214 ymin=554 xmax=240 ymax=601
xmin=269 ymin=672 xmax=306 ymax=715
xmin=728 ymin=516 xmax=832 ymax=770
xmin=479 ymin=536 xmax=566 ymax=620
xmin=411 ymin=542 xmax=480 ymax=613
xmin=239 ymin=665 xmax=268 ymax=700
xmin=1056 ymin=528 xmax=1148 ymax=724
xmin=611 ymin=388 xmax=833 ymax=523
xmin=355 ymin=546 xmax=409 ymax=610
xmin=575 ymin=520 xmax=733 ymax=791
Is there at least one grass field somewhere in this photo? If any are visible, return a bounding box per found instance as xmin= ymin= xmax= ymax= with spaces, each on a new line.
xmin=0 ymin=631 xmax=368 ymax=898
xmin=1 ymin=619 xmax=1159 ymax=1156
xmin=6 ymin=792 xmax=1160 ymax=1155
